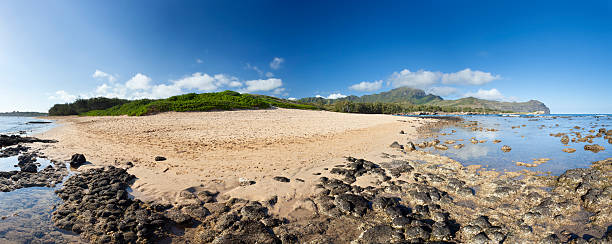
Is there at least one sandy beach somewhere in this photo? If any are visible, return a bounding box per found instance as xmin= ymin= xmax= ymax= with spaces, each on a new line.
xmin=33 ymin=108 xmax=429 ymax=215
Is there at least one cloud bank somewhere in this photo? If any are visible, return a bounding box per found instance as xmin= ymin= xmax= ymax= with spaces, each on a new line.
xmin=387 ymin=68 xmax=501 ymax=88
xmin=349 ymin=80 xmax=383 ymax=92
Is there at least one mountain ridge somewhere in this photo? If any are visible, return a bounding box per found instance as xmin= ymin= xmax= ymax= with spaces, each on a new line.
xmin=299 ymin=87 xmax=550 ymax=114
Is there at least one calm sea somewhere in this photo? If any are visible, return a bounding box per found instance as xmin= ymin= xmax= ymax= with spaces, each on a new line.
xmin=410 ymin=114 xmax=612 ymax=175
xmin=0 ymin=116 xmax=81 ymax=243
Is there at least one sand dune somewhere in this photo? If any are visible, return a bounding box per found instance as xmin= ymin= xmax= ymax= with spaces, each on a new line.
xmin=33 ymin=108 xmax=429 ymax=216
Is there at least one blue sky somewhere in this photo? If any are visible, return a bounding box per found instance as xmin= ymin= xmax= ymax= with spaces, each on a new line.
xmin=1 ymin=0 xmax=610 ymax=113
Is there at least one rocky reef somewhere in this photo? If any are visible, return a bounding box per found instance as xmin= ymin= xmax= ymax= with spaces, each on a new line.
xmin=49 ymin=155 xmax=612 ymax=243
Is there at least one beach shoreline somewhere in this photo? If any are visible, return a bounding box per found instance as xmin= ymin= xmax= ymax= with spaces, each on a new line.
xmin=25 ymin=109 xmax=612 ymax=243
xmin=31 ymin=109 xmax=434 ymax=211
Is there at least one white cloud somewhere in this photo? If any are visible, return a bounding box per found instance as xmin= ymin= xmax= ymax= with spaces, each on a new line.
xmin=441 ymin=68 xmax=501 ymax=85
xmin=270 ymin=57 xmax=284 ymax=70
xmin=92 ymin=70 xmax=116 ymax=83
xmin=126 ymin=73 xmax=152 ymax=90
xmin=239 ymin=78 xmax=283 ymax=93
xmin=388 ymin=69 xmax=441 ymax=88
xmin=464 ymin=88 xmax=505 ymax=101
xmin=349 ymin=80 xmax=383 ymax=92
xmin=49 ymin=90 xmax=77 ymax=102
xmin=272 ymin=87 xmax=285 ymax=95
xmin=316 ymin=93 xmax=348 ymax=99
xmin=426 ymin=86 xmax=458 ymax=96
xmin=327 ymin=93 xmax=347 ymax=99
xmin=196 ymin=58 xmax=203 ymax=64
xmin=287 ymin=97 xmax=297 ymax=101
xmin=265 ymin=72 xmax=274 ymax=78
xmin=385 ymin=68 xmax=501 ymax=89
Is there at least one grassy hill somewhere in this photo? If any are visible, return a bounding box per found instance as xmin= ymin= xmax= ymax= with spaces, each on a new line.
xmin=300 ymin=87 xmax=550 ymax=114
xmin=50 ymin=91 xmax=319 ymax=116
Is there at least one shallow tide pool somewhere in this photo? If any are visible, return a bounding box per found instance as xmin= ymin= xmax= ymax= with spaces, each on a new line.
xmin=411 ymin=114 xmax=612 ymax=175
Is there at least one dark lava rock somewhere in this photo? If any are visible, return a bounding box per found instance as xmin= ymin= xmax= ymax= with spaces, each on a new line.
xmin=584 ymin=144 xmax=605 ymax=152
xmin=53 ymin=166 xmax=171 ymax=243
xmin=390 ymin=141 xmax=404 ymax=150
xmin=334 ymin=193 xmax=369 ymax=217
xmin=273 ymin=176 xmax=290 ymax=183
xmin=69 ymin=154 xmax=86 ymax=168
xmin=0 ymin=135 xmax=56 ymax=148
xmin=154 ymin=156 xmax=167 ymax=161
xmin=358 ymin=225 xmax=403 ymax=243
xmin=19 ymin=162 xmax=37 ymax=173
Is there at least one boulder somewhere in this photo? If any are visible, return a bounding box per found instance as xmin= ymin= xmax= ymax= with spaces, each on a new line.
xmin=69 ymin=154 xmax=86 ymax=168
xmin=501 ymin=145 xmax=512 ymax=152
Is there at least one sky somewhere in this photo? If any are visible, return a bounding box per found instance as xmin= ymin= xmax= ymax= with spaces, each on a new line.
xmin=1 ymin=0 xmax=611 ymax=113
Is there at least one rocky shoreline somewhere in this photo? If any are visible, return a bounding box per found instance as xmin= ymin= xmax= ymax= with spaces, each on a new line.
xmin=1 ymin=120 xmax=612 ymax=243
xmin=47 ymin=155 xmax=612 ymax=243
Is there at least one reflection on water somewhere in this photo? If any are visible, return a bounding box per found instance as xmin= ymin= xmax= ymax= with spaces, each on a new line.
xmin=0 ymin=187 xmax=82 ymax=243
xmin=0 ymin=117 xmax=82 ymax=243
xmin=454 ymin=144 xmax=489 ymax=161
xmin=412 ymin=114 xmax=612 ymax=175
xmin=0 ymin=156 xmax=53 ymax=172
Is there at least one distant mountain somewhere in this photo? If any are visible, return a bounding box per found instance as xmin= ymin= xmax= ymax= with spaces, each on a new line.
xmin=0 ymin=111 xmax=48 ymax=117
xmin=432 ymin=97 xmax=550 ymax=114
xmin=299 ymin=87 xmax=550 ymax=114
xmin=299 ymin=87 xmax=443 ymax=105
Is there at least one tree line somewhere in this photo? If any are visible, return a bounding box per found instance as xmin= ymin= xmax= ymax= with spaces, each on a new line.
xmin=48 ymin=97 xmax=130 ymax=116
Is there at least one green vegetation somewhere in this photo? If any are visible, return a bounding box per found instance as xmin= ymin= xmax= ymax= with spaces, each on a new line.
xmin=49 ymin=97 xmax=130 ymax=116
xmin=325 ymin=101 xmax=504 ymax=114
xmin=52 ymin=91 xmax=319 ymax=116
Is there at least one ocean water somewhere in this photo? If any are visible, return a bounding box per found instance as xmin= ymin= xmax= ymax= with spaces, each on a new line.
xmin=0 ymin=116 xmax=55 ymax=135
xmin=0 ymin=116 xmax=81 ymax=243
xmin=411 ymin=114 xmax=612 ymax=175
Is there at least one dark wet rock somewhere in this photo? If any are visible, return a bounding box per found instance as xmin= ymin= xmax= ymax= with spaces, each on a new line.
xmin=69 ymin=153 xmax=86 ymax=168
xmin=273 ymin=176 xmax=290 ymax=183
xmin=561 ymin=135 xmax=570 ymax=144
xmin=212 ymin=220 xmax=280 ymax=244
xmin=381 ymin=160 xmax=414 ymax=178
xmin=405 ymin=142 xmax=417 ymax=151
xmin=357 ymin=225 xmax=403 ymax=243
xmin=53 ymin=166 xmax=171 ymax=242
xmin=584 ymin=144 xmax=605 ymax=152
xmin=539 ymin=234 xmax=560 ymax=244
xmin=241 ymin=205 xmax=268 ymax=220
xmin=19 ymin=162 xmax=37 ymax=173
xmin=334 ymin=193 xmax=369 ymax=217
xmin=154 ymin=156 xmax=166 ymax=161
xmin=469 ymin=232 xmax=490 ymax=244
xmin=0 ymin=134 xmax=56 ymax=148
xmin=0 ymin=144 xmax=29 ymax=157
xmin=182 ymin=204 xmax=211 ymax=220
xmin=390 ymin=141 xmax=404 ymax=150
xmin=405 ymin=225 xmax=430 ymax=240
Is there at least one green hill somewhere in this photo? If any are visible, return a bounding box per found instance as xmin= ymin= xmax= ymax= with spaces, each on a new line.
xmin=299 ymin=87 xmax=550 ymax=114
xmin=49 ymin=91 xmax=319 ymax=116
xmin=432 ymin=97 xmax=550 ymax=114
xmin=300 ymin=87 xmax=442 ymax=105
